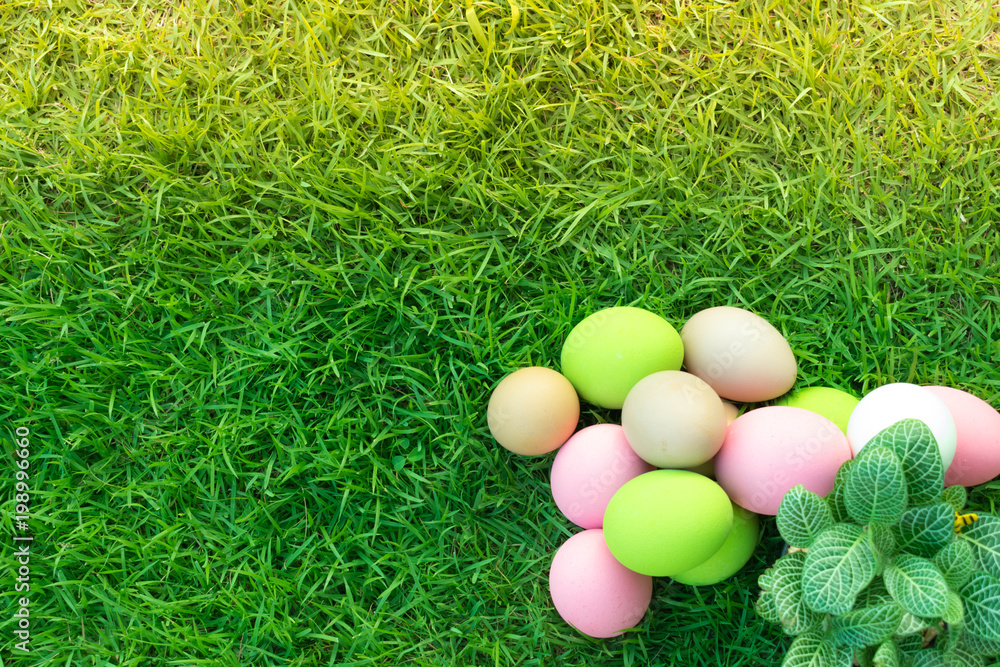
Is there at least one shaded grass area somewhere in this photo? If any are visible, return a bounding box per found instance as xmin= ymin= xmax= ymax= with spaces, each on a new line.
xmin=0 ymin=0 xmax=999 ymax=665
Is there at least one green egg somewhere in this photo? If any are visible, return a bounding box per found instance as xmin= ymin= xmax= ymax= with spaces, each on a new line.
xmin=603 ymin=470 xmax=733 ymax=577
xmin=561 ymin=307 xmax=683 ymax=409
xmin=672 ymin=503 xmax=759 ymax=586
xmin=777 ymin=386 xmax=859 ymax=434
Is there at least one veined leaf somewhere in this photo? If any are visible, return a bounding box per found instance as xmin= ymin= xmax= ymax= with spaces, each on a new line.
xmin=778 ymin=485 xmax=835 ymax=548
xmin=960 ymin=572 xmax=1000 ymax=642
xmin=771 ymin=552 xmax=824 ymax=635
xmin=958 ymin=514 xmax=1000 ymax=579
xmin=911 ymin=650 xmax=946 ymax=667
xmin=866 ymin=419 xmax=944 ymax=507
xmin=884 ymin=555 xmax=949 ymax=618
xmin=871 ymin=525 xmax=898 ymax=569
xmin=830 ymin=603 xmax=903 ymax=648
xmin=827 ymin=459 xmax=854 ymax=524
xmin=846 ymin=446 xmax=907 ymax=525
xmin=895 ymin=634 xmax=924 ymax=656
xmin=943 ymin=645 xmax=985 ymax=667
xmin=960 ymin=632 xmax=1000 ymax=657
xmin=894 ymin=503 xmax=956 ymax=558
xmin=856 ymin=577 xmax=893 ymax=607
xmin=783 ymin=632 xmax=854 ymax=667
xmin=757 ymin=590 xmax=780 ymax=623
xmin=942 ymin=590 xmax=964 ymax=626
xmin=942 ymin=486 xmax=967 ymax=513
xmin=895 ymin=610 xmax=932 ymax=635
xmin=872 ymin=641 xmax=901 ymax=667
xmin=803 ymin=524 xmax=876 ymax=615
xmin=933 ymin=538 xmax=975 ymax=589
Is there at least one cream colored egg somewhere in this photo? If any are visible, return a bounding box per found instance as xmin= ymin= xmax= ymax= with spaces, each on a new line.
xmin=487 ymin=367 xmax=580 ymax=456
xmin=681 ymin=306 xmax=797 ymax=402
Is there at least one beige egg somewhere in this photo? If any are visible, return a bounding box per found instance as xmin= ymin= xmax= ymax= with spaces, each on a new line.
xmin=723 ymin=401 xmax=740 ymax=424
xmin=681 ymin=307 xmax=796 ymax=402
xmin=621 ymin=371 xmax=727 ymax=468
xmin=487 ymin=367 xmax=580 ymax=456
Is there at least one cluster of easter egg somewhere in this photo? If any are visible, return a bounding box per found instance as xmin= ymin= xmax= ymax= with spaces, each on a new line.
xmin=486 ymin=305 xmax=1000 ymax=639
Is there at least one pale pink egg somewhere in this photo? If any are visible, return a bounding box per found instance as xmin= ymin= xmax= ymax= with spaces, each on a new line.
xmin=548 ymin=529 xmax=653 ymax=638
xmin=715 ymin=406 xmax=852 ymax=515
xmin=550 ymin=424 xmax=654 ymax=529
xmin=926 ymin=386 xmax=1000 ymax=487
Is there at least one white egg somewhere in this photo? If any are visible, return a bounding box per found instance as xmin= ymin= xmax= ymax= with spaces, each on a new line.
xmin=846 ymin=383 xmax=957 ymax=468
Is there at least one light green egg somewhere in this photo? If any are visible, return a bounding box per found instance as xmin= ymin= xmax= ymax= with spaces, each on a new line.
xmin=603 ymin=470 xmax=733 ymax=577
xmin=560 ymin=307 xmax=683 ymax=409
xmin=671 ymin=503 xmax=759 ymax=586
xmin=777 ymin=386 xmax=859 ymax=434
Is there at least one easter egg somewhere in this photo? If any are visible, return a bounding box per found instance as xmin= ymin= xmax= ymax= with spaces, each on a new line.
xmin=603 ymin=470 xmax=733 ymax=576
xmin=925 ymin=386 xmax=1000 ymax=487
xmin=672 ymin=503 xmax=759 ymax=586
xmin=683 ymin=403 xmax=739 ymax=478
xmin=777 ymin=387 xmax=859 ymax=434
xmin=846 ymin=383 xmax=957 ymax=468
xmin=548 ymin=529 xmax=653 ymax=638
xmin=681 ymin=306 xmax=797 ymax=402
xmin=561 ymin=307 xmax=684 ymax=409
xmin=550 ymin=424 xmax=655 ymax=529
xmin=487 ymin=367 xmax=579 ymax=456
xmin=715 ymin=406 xmax=852 ymax=515
xmin=621 ymin=371 xmax=727 ymax=468
xmin=722 ymin=402 xmax=740 ymax=424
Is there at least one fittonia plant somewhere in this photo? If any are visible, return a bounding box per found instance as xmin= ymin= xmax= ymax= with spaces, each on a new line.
xmin=758 ymin=419 xmax=1000 ymax=667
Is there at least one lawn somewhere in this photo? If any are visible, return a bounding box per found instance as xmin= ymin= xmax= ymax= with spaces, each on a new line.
xmin=1 ymin=0 xmax=999 ymax=664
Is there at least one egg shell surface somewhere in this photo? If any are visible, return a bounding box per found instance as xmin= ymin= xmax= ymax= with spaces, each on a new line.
xmin=683 ymin=403 xmax=739 ymax=478
xmin=550 ymin=424 xmax=655 ymax=529
xmin=560 ymin=307 xmax=684 ymax=409
xmin=846 ymin=383 xmax=957 ymax=468
xmin=621 ymin=371 xmax=728 ymax=468
xmin=671 ymin=503 xmax=759 ymax=586
xmin=680 ymin=306 xmax=797 ymax=402
xmin=715 ymin=406 xmax=852 ymax=515
xmin=926 ymin=386 xmax=1000 ymax=487
xmin=777 ymin=387 xmax=859 ymax=434
xmin=548 ymin=529 xmax=653 ymax=638
xmin=603 ymin=470 xmax=733 ymax=576
xmin=487 ymin=367 xmax=580 ymax=456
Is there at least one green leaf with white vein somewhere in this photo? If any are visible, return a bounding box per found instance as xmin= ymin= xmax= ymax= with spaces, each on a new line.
xmin=894 ymin=503 xmax=956 ymax=558
xmin=757 ymin=590 xmax=780 ymax=623
xmin=910 ymin=650 xmax=946 ymax=667
xmin=960 ymin=632 xmax=1000 ymax=657
xmin=855 ymin=577 xmax=893 ymax=607
xmin=934 ymin=540 xmax=975 ymax=589
xmin=960 ymin=572 xmax=1000 ymax=642
xmin=942 ymin=590 xmax=964 ymax=626
xmin=957 ymin=514 xmax=1000 ymax=579
xmin=884 ymin=554 xmax=949 ymax=618
xmin=778 ymin=485 xmax=835 ymax=548
xmin=845 ymin=446 xmax=907 ymax=525
xmin=771 ymin=552 xmax=824 ymax=635
xmin=872 ymin=641 xmax=900 ymax=667
xmin=783 ymin=632 xmax=853 ymax=667
xmin=895 ymin=609 xmax=932 ymax=635
xmin=827 ymin=459 xmax=854 ymax=524
xmin=865 ymin=419 xmax=944 ymax=507
xmin=802 ymin=524 xmax=876 ymax=615
xmin=942 ymin=485 xmax=967 ymax=513
xmin=830 ymin=603 xmax=903 ymax=648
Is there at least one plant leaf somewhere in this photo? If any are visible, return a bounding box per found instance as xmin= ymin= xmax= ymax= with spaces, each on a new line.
xmin=802 ymin=524 xmax=877 ymax=615
xmin=894 ymin=503 xmax=956 ymax=558
xmin=783 ymin=632 xmax=830 ymax=667
xmin=933 ymin=538 xmax=975 ymax=589
xmin=942 ymin=590 xmax=964 ymax=626
xmin=856 ymin=577 xmax=893 ymax=607
xmin=943 ymin=645 xmax=985 ymax=667
xmin=778 ymin=485 xmax=835 ymax=548
xmin=942 ymin=486 xmax=967 ymax=513
xmin=872 ymin=641 xmax=901 ymax=667
xmin=845 ymin=446 xmax=907 ymax=525
xmin=830 ymin=603 xmax=904 ymax=648
xmin=895 ymin=610 xmax=932 ymax=635
xmin=827 ymin=459 xmax=854 ymax=524
xmin=866 ymin=419 xmax=944 ymax=507
xmin=910 ymin=650 xmax=946 ymax=667
xmin=957 ymin=514 xmax=1000 ymax=579
xmin=895 ymin=633 xmax=923 ymax=656
xmin=884 ymin=554 xmax=949 ymax=618
xmin=757 ymin=590 xmax=781 ymax=623
xmin=771 ymin=552 xmax=824 ymax=635
xmin=960 ymin=572 xmax=1000 ymax=642
xmin=960 ymin=632 xmax=1000 ymax=657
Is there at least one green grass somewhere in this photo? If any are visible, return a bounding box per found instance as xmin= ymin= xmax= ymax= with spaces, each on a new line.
xmin=1 ymin=0 xmax=999 ymax=664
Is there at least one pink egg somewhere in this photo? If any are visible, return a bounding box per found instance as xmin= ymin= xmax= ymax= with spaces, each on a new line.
xmin=548 ymin=529 xmax=653 ymax=638
xmin=550 ymin=424 xmax=655 ymax=529
xmin=714 ymin=406 xmax=852 ymax=515
xmin=926 ymin=386 xmax=1000 ymax=487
